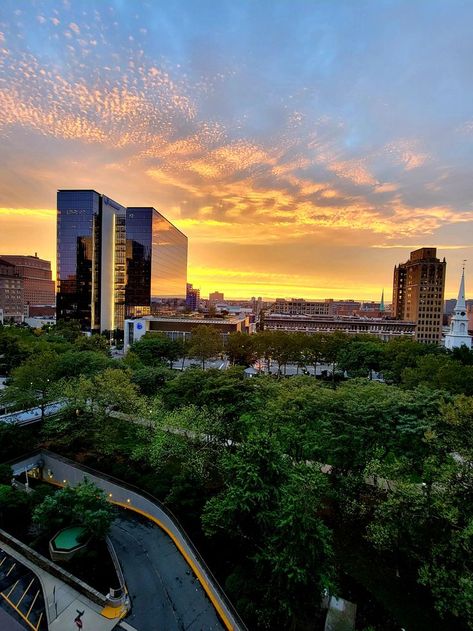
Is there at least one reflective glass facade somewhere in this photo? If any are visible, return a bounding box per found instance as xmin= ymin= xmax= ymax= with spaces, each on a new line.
xmin=126 ymin=208 xmax=187 ymax=315
xmin=57 ymin=190 xmax=126 ymax=331
xmin=57 ymin=190 xmax=100 ymax=330
xmin=125 ymin=208 xmax=152 ymax=313
xmin=58 ymin=195 xmax=187 ymax=330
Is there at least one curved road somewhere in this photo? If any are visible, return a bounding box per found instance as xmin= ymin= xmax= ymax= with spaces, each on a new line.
xmin=110 ymin=511 xmax=225 ymax=631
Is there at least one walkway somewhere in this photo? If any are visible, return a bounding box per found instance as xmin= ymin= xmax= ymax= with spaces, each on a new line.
xmin=0 ymin=540 xmax=128 ymax=631
xmin=110 ymin=512 xmax=224 ymax=631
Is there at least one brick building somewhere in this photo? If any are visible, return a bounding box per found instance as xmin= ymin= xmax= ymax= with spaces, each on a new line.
xmin=392 ymin=247 xmax=446 ymax=344
xmin=0 ymin=254 xmax=55 ymax=307
xmin=0 ymin=258 xmax=24 ymax=323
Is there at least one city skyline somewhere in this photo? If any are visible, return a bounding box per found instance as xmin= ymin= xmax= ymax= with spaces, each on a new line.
xmin=1 ymin=1 xmax=473 ymax=299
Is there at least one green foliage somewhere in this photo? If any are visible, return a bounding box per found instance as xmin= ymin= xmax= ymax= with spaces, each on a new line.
xmin=74 ymin=333 xmax=110 ymax=355
xmin=366 ymin=455 xmax=473 ymax=628
xmin=33 ymin=479 xmax=115 ymax=541
xmin=4 ymin=322 xmax=473 ymax=629
xmin=337 ymin=338 xmax=384 ymax=377
xmin=147 ymin=405 xmax=228 ymax=483
xmin=225 ymin=332 xmax=258 ymax=366
xmin=130 ymin=333 xmax=183 ymax=368
xmin=131 ymin=364 xmax=176 ymax=396
xmin=189 ymin=326 xmax=222 ymax=368
xmin=202 ymin=433 xmax=334 ymax=627
xmin=0 ymin=330 xmax=31 ymax=374
xmin=0 ymin=463 xmax=12 ymax=484
xmin=402 ymin=354 xmax=473 ymax=394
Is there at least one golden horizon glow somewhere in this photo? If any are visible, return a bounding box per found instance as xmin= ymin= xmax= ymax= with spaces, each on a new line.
xmin=1 ymin=2 xmax=473 ymax=302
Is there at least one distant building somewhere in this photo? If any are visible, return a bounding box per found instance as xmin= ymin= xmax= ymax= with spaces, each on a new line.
xmin=124 ymin=314 xmax=254 ymax=351
xmin=0 ymin=258 xmax=24 ymax=323
xmin=0 ymin=254 xmax=55 ymax=308
xmin=24 ymin=316 xmax=56 ymax=328
xmin=445 ymin=268 xmax=472 ymax=350
xmin=57 ymin=190 xmax=187 ymax=332
xmin=393 ymin=247 xmax=446 ymax=344
xmin=186 ymin=283 xmax=200 ymax=311
xmin=264 ymin=313 xmax=415 ymax=341
xmin=209 ymin=291 xmax=224 ymax=303
xmin=250 ymin=296 xmax=263 ymax=315
xmin=272 ymin=298 xmax=333 ymax=316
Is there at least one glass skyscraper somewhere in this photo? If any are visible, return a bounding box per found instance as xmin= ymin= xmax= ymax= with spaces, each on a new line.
xmin=126 ymin=207 xmax=188 ymax=316
xmin=57 ymin=192 xmax=187 ymax=331
xmin=57 ymin=190 xmax=126 ymax=331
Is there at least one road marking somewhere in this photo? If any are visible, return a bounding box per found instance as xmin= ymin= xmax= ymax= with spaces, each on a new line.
xmin=0 ymin=589 xmax=38 ymax=631
xmin=25 ymin=589 xmax=40 ymax=620
xmin=6 ymin=562 xmax=16 ymax=576
xmin=35 ymin=612 xmax=43 ymax=630
xmin=17 ymin=577 xmax=34 ymax=608
xmin=4 ymin=579 xmax=19 ymax=598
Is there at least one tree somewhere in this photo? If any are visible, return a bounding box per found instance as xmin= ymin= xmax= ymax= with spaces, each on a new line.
xmin=60 ymin=368 xmax=144 ymax=418
xmin=301 ymin=333 xmax=326 ymax=376
xmin=0 ymin=332 xmax=31 ymax=375
xmin=131 ymin=365 xmax=176 ymax=396
xmin=402 ymin=354 xmax=473 ymax=395
xmin=148 ymin=405 xmax=228 ymax=483
xmin=7 ymin=351 xmax=59 ymax=416
xmin=225 ymin=332 xmax=257 ymax=366
xmin=337 ymin=338 xmax=384 ymax=378
xmin=202 ymin=433 xmax=334 ymax=628
xmin=33 ymin=479 xmax=115 ymax=541
xmin=189 ymin=326 xmax=222 ymax=369
xmin=131 ymin=333 xmax=182 ymax=368
xmin=254 ymin=330 xmax=277 ymax=373
xmin=74 ymin=334 xmax=110 ymax=355
xmin=53 ymin=320 xmax=82 ymax=343
xmin=366 ymin=454 xmax=473 ymax=629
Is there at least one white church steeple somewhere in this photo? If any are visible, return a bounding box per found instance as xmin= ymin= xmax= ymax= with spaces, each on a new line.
xmin=444 ymin=265 xmax=472 ymax=350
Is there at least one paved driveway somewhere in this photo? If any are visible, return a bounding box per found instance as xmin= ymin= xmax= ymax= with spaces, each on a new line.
xmin=109 ymin=511 xmax=225 ymax=631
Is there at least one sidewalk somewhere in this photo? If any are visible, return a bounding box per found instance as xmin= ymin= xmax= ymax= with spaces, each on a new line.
xmin=0 ymin=541 xmax=137 ymax=631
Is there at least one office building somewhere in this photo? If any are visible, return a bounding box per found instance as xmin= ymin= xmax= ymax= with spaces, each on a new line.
xmin=271 ymin=298 xmax=333 ymax=316
xmin=0 ymin=258 xmax=24 ymax=323
xmin=392 ymin=247 xmax=446 ymax=344
xmin=264 ymin=313 xmax=415 ymax=341
xmin=0 ymin=254 xmax=55 ymax=308
xmin=57 ymin=191 xmax=187 ymax=332
xmin=125 ymin=314 xmax=254 ymax=351
xmin=186 ymin=283 xmax=200 ymax=311
xmin=445 ymin=269 xmax=472 ymax=350
xmin=126 ymin=207 xmax=187 ymax=317
xmin=57 ymin=190 xmax=126 ymax=331
xmin=209 ymin=291 xmax=224 ymax=304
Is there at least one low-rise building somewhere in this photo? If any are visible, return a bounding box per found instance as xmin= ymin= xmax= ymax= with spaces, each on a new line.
xmin=0 ymin=258 xmax=24 ymax=323
xmin=272 ymin=298 xmax=333 ymax=316
xmin=0 ymin=254 xmax=55 ymax=308
xmin=264 ymin=314 xmax=416 ymax=341
xmin=125 ymin=314 xmax=255 ymax=351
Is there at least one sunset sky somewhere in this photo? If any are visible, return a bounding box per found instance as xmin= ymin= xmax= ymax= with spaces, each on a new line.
xmin=1 ymin=0 xmax=473 ymax=300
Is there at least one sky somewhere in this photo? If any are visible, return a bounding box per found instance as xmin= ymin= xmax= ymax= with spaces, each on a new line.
xmin=1 ymin=0 xmax=473 ymax=300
